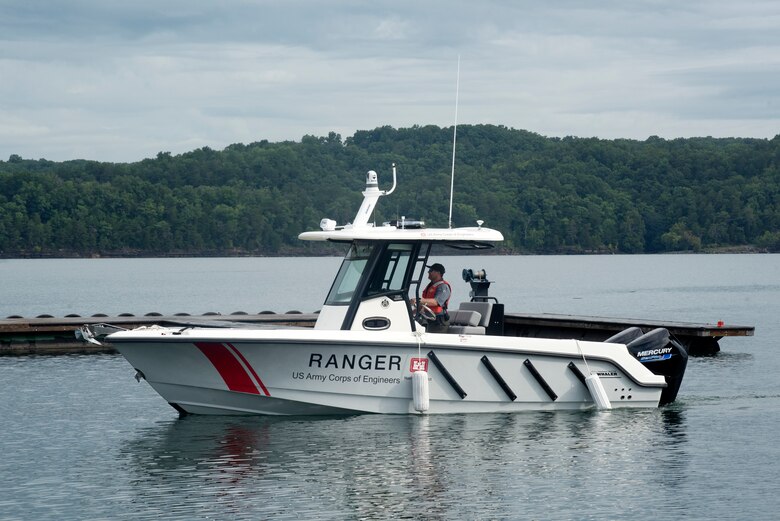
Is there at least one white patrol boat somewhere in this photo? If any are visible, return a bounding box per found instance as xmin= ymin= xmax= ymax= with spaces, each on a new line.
xmin=102 ymin=166 xmax=688 ymax=415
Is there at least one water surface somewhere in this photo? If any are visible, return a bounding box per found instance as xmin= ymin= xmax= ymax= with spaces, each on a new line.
xmin=1 ymin=255 xmax=778 ymax=520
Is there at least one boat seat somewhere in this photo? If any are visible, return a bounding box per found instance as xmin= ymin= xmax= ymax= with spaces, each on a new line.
xmin=448 ymin=302 xmax=493 ymax=335
xmin=449 ymin=309 xmax=482 ymax=326
xmin=447 ymin=310 xmax=482 ymax=334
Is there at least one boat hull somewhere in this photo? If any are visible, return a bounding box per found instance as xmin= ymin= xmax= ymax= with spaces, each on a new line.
xmin=111 ymin=328 xmax=668 ymax=415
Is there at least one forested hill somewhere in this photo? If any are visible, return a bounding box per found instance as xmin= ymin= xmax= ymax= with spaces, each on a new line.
xmin=1 ymin=125 xmax=779 ymax=257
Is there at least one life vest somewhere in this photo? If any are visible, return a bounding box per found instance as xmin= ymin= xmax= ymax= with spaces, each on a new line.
xmin=422 ymin=280 xmax=451 ymax=315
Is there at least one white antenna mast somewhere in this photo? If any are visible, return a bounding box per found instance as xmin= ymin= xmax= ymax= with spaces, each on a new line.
xmin=447 ymin=56 xmax=460 ymax=229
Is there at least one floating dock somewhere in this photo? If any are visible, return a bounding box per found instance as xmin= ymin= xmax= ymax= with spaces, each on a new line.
xmin=0 ymin=312 xmax=313 ymax=355
xmin=0 ymin=311 xmax=753 ymax=356
xmin=500 ymin=312 xmax=753 ymax=355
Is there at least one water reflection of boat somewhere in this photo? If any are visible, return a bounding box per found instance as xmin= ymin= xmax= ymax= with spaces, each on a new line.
xmin=121 ymin=410 xmax=689 ymax=519
xmin=102 ymin=166 xmax=688 ymax=415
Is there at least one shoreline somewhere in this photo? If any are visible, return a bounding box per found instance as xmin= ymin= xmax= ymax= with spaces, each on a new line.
xmin=0 ymin=244 xmax=770 ymax=259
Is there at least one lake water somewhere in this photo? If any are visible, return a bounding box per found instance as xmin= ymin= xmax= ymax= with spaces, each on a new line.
xmin=1 ymin=254 xmax=779 ymax=520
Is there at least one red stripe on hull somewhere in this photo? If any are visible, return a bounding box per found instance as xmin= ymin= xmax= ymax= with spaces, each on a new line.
xmin=195 ymin=342 xmax=260 ymax=394
xmin=227 ymin=343 xmax=271 ymax=396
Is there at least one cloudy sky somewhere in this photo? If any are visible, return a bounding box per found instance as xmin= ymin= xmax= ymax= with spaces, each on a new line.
xmin=1 ymin=0 xmax=779 ymax=162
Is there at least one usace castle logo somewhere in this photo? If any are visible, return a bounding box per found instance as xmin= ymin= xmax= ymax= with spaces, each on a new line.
xmin=410 ymin=358 xmax=428 ymax=372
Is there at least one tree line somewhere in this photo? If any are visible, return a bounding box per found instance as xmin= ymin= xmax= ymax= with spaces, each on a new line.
xmin=1 ymin=125 xmax=779 ymax=257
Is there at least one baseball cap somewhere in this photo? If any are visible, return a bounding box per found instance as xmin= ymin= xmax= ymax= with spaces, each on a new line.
xmin=427 ymin=263 xmax=445 ymax=275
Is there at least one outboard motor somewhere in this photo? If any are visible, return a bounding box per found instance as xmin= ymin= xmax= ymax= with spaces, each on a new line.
xmin=622 ymin=328 xmax=689 ymax=406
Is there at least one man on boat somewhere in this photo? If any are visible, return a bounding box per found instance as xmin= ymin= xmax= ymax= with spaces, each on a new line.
xmin=413 ymin=263 xmax=451 ymax=333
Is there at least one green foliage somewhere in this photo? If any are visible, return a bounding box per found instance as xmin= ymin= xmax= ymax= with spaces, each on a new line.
xmin=1 ymin=127 xmax=779 ymax=256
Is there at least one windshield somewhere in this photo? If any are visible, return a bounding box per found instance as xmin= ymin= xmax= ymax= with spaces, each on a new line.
xmin=325 ymin=243 xmax=372 ymax=305
xmin=366 ymin=243 xmax=414 ymax=296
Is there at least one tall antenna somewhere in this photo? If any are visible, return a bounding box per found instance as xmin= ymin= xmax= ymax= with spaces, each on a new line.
xmin=447 ymin=56 xmax=460 ymax=229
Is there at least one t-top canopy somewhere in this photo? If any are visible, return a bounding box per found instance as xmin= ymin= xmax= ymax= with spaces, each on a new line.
xmin=298 ymin=225 xmax=504 ymax=244
xmin=298 ymin=165 xmax=504 ymax=245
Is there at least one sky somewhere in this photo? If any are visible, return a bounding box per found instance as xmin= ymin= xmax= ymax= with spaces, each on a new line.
xmin=1 ymin=0 xmax=779 ymax=163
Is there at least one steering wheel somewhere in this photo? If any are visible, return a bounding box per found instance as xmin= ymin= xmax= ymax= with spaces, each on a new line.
xmin=414 ymin=302 xmax=437 ymax=323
